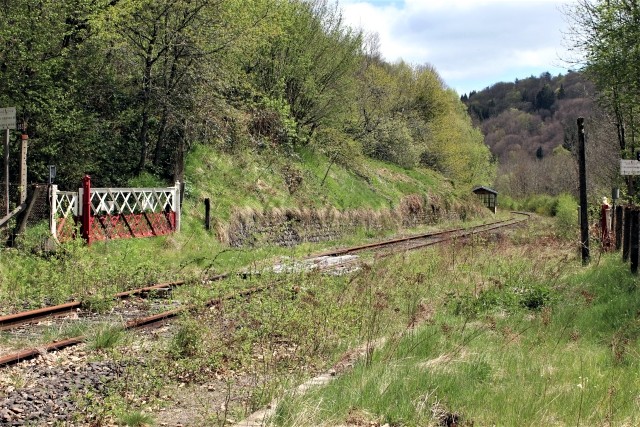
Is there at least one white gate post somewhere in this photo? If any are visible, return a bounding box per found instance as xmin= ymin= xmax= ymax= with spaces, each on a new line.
xmin=174 ymin=181 xmax=181 ymax=232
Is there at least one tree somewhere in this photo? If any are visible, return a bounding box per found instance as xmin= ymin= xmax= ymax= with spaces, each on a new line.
xmin=566 ymin=0 xmax=640 ymax=154
xmin=93 ymin=0 xmax=225 ymax=176
xmin=535 ymin=84 xmax=555 ymax=110
xmin=248 ymin=0 xmax=363 ymax=139
xmin=0 ymin=0 xmax=109 ymax=186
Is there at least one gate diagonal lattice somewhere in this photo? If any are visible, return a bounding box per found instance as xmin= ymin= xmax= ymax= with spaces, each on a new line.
xmin=51 ymin=178 xmax=181 ymax=243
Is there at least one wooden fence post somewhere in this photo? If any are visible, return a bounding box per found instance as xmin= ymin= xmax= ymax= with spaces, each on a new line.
xmin=81 ymin=175 xmax=92 ymax=245
xmin=577 ymin=117 xmax=589 ymax=265
xmin=615 ymin=205 xmax=623 ymax=251
xmin=623 ymin=206 xmax=631 ymax=262
xmin=631 ymin=209 xmax=639 ymax=274
xmin=174 ymin=181 xmax=181 ymax=232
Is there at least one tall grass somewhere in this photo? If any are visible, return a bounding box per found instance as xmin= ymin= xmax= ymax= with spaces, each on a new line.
xmin=271 ymin=223 xmax=640 ymax=426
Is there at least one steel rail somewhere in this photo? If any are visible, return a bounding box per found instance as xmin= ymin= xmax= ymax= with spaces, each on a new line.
xmin=0 ymin=283 xmax=269 ymax=368
xmin=0 ymin=213 xmax=530 ymax=368
xmin=0 ymin=273 xmax=228 ymax=331
xmin=314 ymin=212 xmax=530 ymax=269
xmin=313 ymin=212 xmax=529 ymax=258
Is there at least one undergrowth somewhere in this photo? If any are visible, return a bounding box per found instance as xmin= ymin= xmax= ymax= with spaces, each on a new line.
xmin=271 ymin=220 xmax=640 ymax=426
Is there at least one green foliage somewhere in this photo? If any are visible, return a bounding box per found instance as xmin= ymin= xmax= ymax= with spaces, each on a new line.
xmin=522 ymin=194 xmax=557 ymax=216
xmin=554 ymin=193 xmax=579 ymax=239
xmin=88 ymin=325 xmax=125 ymax=350
xmin=271 ymin=228 xmax=640 ymax=426
xmin=0 ymin=0 xmax=492 ymax=193
xmin=117 ymin=410 xmax=154 ymax=427
xmin=81 ymin=294 xmax=115 ymax=314
xmin=568 ymin=0 xmax=640 ymax=153
xmin=128 ymin=172 xmax=169 ymax=188
xmin=451 ymin=281 xmax=552 ymax=317
xmin=248 ymin=0 xmax=362 ymax=135
xmin=169 ymin=317 xmax=204 ymax=359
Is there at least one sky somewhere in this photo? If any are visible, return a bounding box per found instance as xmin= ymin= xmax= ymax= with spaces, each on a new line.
xmin=337 ymin=0 xmax=580 ymax=96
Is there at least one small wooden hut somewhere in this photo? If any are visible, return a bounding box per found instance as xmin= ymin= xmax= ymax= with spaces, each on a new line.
xmin=472 ymin=186 xmax=498 ymax=214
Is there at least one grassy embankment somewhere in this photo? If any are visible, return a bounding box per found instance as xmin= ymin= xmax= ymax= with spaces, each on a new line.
xmin=0 ymin=145 xmax=485 ymax=314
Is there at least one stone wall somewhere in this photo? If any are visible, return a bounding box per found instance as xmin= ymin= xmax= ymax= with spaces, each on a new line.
xmin=220 ymin=193 xmax=489 ymax=247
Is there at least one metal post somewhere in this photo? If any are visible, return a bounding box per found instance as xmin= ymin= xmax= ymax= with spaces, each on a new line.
xmin=204 ymin=198 xmax=211 ymax=230
xmin=3 ymin=128 xmax=9 ymax=216
xmin=18 ymin=133 xmax=27 ymax=205
xmin=81 ymin=175 xmax=91 ymax=245
xmin=577 ymin=117 xmax=590 ymax=264
xmin=631 ymin=210 xmax=639 ymax=274
xmin=624 ymin=206 xmax=631 ymax=262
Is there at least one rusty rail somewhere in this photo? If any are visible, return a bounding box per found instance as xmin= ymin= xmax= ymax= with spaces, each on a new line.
xmin=0 ymin=213 xmax=529 ymax=368
xmin=314 ymin=212 xmax=529 ymax=258
xmin=0 ymin=274 xmax=228 ymax=331
xmin=0 ymin=283 xmax=268 ymax=368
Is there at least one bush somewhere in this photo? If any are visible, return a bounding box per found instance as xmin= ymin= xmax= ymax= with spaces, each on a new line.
xmin=169 ymin=317 xmax=203 ymax=358
xmin=554 ymin=193 xmax=578 ymax=239
xmin=522 ymin=194 xmax=556 ymax=216
xmin=498 ymin=195 xmax=521 ymax=211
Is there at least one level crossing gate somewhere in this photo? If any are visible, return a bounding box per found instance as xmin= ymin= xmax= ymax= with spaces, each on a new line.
xmin=51 ymin=176 xmax=181 ymax=244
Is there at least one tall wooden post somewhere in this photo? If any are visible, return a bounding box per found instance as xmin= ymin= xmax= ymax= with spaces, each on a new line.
xmin=577 ymin=117 xmax=590 ymax=265
xmin=615 ymin=205 xmax=624 ymax=251
xmin=82 ymin=175 xmax=92 ymax=245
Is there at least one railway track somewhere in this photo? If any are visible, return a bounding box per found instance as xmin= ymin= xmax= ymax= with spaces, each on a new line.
xmin=0 ymin=213 xmax=528 ymax=369
xmin=0 ymin=274 xmax=228 ymax=331
xmin=305 ymin=212 xmax=529 ymax=269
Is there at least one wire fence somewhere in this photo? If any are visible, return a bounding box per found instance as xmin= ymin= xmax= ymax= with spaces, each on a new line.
xmin=0 ymin=183 xmax=51 ymax=246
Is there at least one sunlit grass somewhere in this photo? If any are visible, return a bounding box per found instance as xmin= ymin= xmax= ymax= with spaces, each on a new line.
xmin=272 ymin=224 xmax=640 ymax=426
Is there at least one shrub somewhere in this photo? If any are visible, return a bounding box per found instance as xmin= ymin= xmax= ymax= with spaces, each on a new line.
xmin=522 ymin=194 xmax=556 ymax=216
xmin=554 ymin=193 xmax=578 ymax=239
xmin=169 ymin=317 xmax=203 ymax=358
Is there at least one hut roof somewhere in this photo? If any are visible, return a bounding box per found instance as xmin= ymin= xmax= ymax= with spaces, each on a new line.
xmin=472 ymin=186 xmax=498 ymax=195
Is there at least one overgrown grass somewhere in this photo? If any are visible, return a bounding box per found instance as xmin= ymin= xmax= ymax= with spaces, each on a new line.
xmin=270 ymin=221 xmax=640 ymax=426
xmin=61 ymin=213 xmax=637 ymax=426
xmin=87 ymin=325 xmax=125 ymax=350
xmin=187 ymin=145 xmax=449 ymax=221
xmin=117 ymin=410 xmax=154 ymax=427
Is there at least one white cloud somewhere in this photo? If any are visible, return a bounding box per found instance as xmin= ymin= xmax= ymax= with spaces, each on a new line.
xmin=339 ymin=0 xmax=578 ymax=94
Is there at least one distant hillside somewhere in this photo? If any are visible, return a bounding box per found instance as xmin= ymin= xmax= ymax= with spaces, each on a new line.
xmin=462 ymin=71 xmax=596 ymax=161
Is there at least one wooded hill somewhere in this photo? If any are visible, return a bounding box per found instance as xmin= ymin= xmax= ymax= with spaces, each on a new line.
xmin=462 ymin=71 xmax=596 ymax=161
xmin=0 ymin=0 xmax=494 ymax=195
xmin=462 ymin=71 xmax=619 ymax=199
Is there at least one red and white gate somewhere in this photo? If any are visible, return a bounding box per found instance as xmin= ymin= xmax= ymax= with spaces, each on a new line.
xmin=51 ymin=175 xmax=181 ymax=244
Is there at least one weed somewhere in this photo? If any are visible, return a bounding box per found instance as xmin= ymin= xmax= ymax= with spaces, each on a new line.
xmin=117 ymin=410 xmax=154 ymax=427
xmin=81 ymin=294 xmax=115 ymax=314
xmin=88 ymin=325 xmax=125 ymax=350
xmin=169 ymin=317 xmax=203 ymax=359
xmin=42 ymin=321 xmax=88 ymax=343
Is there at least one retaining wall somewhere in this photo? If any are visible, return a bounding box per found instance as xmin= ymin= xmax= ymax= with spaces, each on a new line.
xmin=222 ymin=193 xmax=489 ymax=247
